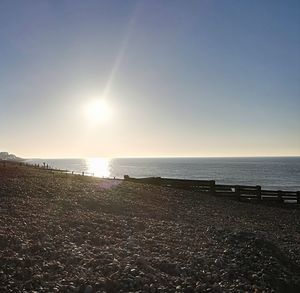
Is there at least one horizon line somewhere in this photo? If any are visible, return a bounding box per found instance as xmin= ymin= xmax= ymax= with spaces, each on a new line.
xmin=24 ymin=155 xmax=300 ymax=160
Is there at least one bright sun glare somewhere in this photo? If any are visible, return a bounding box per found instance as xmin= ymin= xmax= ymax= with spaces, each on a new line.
xmin=85 ymin=99 xmax=112 ymax=123
xmin=86 ymin=157 xmax=110 ymax=177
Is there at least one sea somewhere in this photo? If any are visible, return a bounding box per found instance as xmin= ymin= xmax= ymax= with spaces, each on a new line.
xmin=26 ymin=157 xmax=300 ymax=191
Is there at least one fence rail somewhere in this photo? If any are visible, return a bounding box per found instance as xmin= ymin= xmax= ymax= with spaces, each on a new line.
xmin=124 ymin=175 xmax=300 ymax=205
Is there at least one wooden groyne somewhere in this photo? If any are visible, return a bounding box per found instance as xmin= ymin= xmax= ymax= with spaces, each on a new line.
xmin=124 ymin=175 xmax=300 ymax=205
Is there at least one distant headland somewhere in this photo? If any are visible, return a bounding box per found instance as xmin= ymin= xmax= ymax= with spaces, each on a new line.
xmin=0 ymin=152 xmax=24 ymax=161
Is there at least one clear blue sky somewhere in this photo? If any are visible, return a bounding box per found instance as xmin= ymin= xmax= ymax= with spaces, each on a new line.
xmin=0 ymin=0 xmax=299 ymax=158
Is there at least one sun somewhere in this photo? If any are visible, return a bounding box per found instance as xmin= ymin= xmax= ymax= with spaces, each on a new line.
xmin=85 ymin=99 xmax=112 ymax=123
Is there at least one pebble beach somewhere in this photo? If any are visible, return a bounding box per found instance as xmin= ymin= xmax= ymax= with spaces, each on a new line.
xmin=0 ymin=162 xmax=300 ymax=292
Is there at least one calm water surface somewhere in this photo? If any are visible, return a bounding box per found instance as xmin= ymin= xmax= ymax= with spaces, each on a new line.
xmin=27 ymin=157 xmax=300 ymax=191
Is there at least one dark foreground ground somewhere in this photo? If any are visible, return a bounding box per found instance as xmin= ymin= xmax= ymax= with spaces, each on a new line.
xmin=0 ymin=163 xmax=300 ymax=293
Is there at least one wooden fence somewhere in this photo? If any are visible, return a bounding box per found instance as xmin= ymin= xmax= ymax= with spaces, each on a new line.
xmin=124 ymin=175 xmax=300 ymax=205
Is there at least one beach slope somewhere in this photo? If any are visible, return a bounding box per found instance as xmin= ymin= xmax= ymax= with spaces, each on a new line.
xmin=0 ymin=162 xmax=299 ymax=292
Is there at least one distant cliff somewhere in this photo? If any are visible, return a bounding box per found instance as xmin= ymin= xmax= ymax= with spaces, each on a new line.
xmin=0 ymin=152 xmax=24 ymax=161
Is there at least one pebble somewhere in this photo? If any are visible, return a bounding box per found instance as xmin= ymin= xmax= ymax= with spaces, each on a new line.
xmin=84 ymin=285 xmax=93 ymax=293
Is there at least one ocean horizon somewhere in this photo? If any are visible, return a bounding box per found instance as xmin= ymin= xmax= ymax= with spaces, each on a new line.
xmin=27 ymin=156 xmax=300 ymax=191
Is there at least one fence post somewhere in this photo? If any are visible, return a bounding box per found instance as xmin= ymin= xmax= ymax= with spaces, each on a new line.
xmin=297 ymin=191 xmax=300 ymax=204
xmin=82 ymin=172 xmax=84 ymax=176
xmin=235 ymin=185 xmax=241 ymax=200
xmin=256 ymin=185 xmax=261 ymax=201
xmin=278 ymin=190 xmax=284 ymax=203
xmin=210 ymin=180 xmax=215 ymax=195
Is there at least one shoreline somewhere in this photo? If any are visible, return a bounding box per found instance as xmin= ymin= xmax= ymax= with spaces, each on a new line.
xmin=0 ymin=162 xmax=300 ymax=292
xmin=23 ymin=157 xmax=300 ymax=192
xmin=5 ymin=160 xmax=299 ymax=205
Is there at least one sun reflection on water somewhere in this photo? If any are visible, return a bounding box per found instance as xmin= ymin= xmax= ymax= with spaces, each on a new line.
xmin=85 ymin=157 xmax=110 ymax=178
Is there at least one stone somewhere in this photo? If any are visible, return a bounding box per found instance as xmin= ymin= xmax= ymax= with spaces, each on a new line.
xmin=84 ymin=285 xmax=93 ymax=293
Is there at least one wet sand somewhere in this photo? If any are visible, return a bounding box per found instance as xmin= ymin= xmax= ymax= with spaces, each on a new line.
xmin=0 ymin=162 xmax=300 ymax=292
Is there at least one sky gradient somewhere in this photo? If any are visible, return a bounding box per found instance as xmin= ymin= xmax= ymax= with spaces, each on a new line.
xmin=1 ymin=0 xmax=300 ymax=158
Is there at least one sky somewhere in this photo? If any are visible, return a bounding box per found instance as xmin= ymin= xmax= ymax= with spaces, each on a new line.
xmin=0 ymin=0 xmax=299 ymax=158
